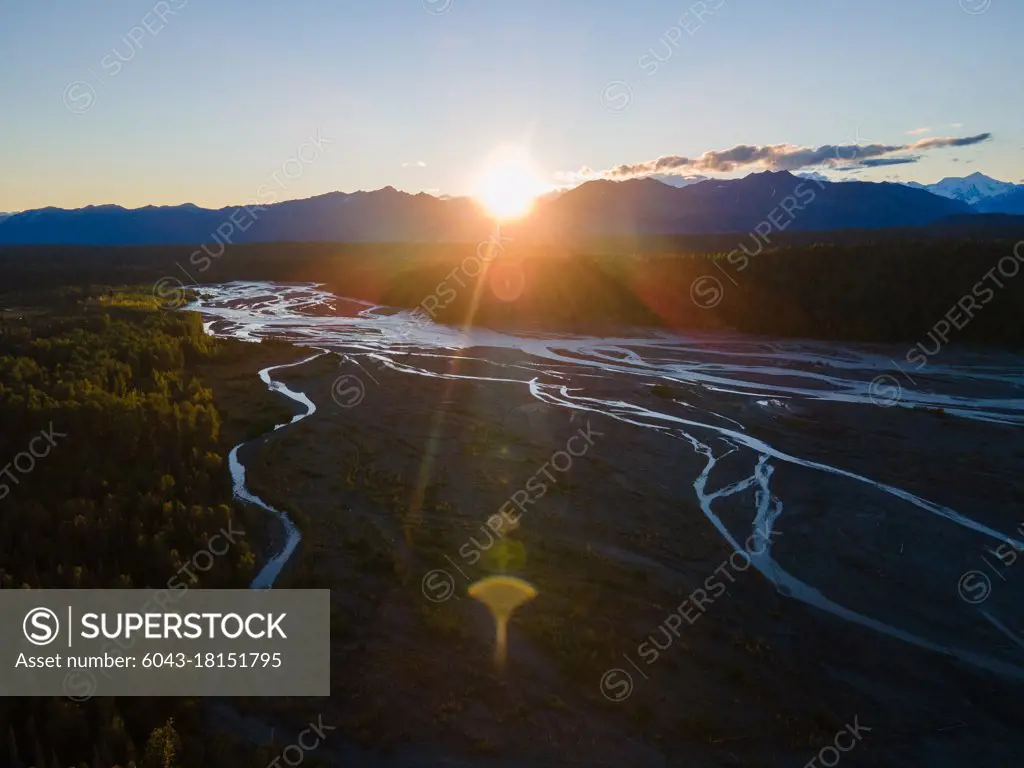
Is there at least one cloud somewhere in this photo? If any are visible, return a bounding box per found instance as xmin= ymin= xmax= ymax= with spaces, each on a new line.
xmin=855 ymin=156 xmax=922 ymax=168
xmin=906 ymin=127 xmax=932 ymax=136
xmin=401 ymin=161 xmax=427 ymax=168
xmin=951 ymin=122 xmax=964 ymax=129
xmin=562 ymin=133 xmax=993 ymax=182
xmin=908 ymin=133 xmax=990 ymax=150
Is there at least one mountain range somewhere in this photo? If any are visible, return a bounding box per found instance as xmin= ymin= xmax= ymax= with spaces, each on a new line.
xmin=902 ymin=171 xmax=1023 ymax=208
xmin=1 ymin=171 xmax=1021 ymax=246
xmin=528 ymin=172 xmax=973 ymax=238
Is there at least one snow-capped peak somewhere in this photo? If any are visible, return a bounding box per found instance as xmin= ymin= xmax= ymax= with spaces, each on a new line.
xmin=919 ymin=172 xmax=1020 ymax=205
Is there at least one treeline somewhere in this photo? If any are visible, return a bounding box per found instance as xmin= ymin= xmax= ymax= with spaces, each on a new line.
xmin=470 ymin=238 xmax=1024 ymax=345
xmin=0 ymin=287 xmax=259 ymax=766
xmin=1 ymin=227 xmax=1023 ymax=347
xmin=350 ymin=237 xmax=1024 ymax=346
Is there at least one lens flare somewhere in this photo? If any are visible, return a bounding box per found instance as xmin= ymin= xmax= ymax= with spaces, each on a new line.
xmin=468 ymin=575 xmax=537 ymax=669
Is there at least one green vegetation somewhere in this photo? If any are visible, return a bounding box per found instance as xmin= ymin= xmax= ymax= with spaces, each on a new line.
xmin=0 ymin=286 xmax=264 ymax=767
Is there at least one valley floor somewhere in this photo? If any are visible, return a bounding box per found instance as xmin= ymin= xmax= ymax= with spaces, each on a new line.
xmin=211 ymin=337 xmax=1024 ymax=767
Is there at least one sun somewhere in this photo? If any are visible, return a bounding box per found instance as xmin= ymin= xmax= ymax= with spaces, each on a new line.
xmin=473 ymin=147 xmax=546 ymax=221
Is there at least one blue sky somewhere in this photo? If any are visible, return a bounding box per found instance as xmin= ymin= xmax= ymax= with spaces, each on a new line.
xmin=1 ymin=0 xmax=1021 ymax=210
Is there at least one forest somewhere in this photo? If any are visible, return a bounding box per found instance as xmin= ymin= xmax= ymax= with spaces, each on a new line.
xmin=2 ymin=224 xmax=1023 ymax=348
xmin=0 ymin=287 xmax=296 ymax=767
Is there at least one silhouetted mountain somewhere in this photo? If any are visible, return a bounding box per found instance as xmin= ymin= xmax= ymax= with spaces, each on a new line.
xmin=647 ymin=174 xmax=711 ymax=189
xmin=974 ymin=187 xmax=1024 ymax=215
xmin=0 ymin=171 xmax=976 ymax=245
xmin=519 ymin=171 xmax=973 ymax=238
xmin=0 ymin=189 xmax=490 ymax=245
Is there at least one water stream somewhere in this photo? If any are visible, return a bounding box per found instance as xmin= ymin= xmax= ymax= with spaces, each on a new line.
xmin=188 ymin=280 xmax=1024 ymax=679
xmin=229 ymin=351 xmax=326 ymax=589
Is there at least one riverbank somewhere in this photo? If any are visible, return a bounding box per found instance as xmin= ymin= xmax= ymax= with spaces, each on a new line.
xmin=195 ymin=338 xmax=312 ymax=587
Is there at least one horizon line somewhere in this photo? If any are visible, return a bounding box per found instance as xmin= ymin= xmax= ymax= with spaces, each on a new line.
xmin=1 ymin=169 xmax=1018 ymax=216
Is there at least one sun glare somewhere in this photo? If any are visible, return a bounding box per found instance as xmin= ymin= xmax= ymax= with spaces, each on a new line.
xmin=474 ymin=147 xmax=546 ymax=221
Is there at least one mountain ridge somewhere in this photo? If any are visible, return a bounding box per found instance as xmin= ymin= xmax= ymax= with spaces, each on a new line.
xmin=0 ymin=171 xmax=991 ymax=245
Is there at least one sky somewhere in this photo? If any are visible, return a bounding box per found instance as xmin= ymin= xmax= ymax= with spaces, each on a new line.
xmin=1 ymin=0 xmax=1022 ymax=211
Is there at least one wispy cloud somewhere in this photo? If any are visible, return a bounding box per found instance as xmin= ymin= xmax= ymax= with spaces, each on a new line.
xmin=559 ymin=133 xmax=992 ymax=183
xmin=906 ymin=127 xmax=932 ymax=136
xmin=401 ymin=160 xmax=427 ymax=168
xmin=908 ymin=134 xmax=990 ymax=150
xmin=855 ymin=156 xmax=922 ymax=168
